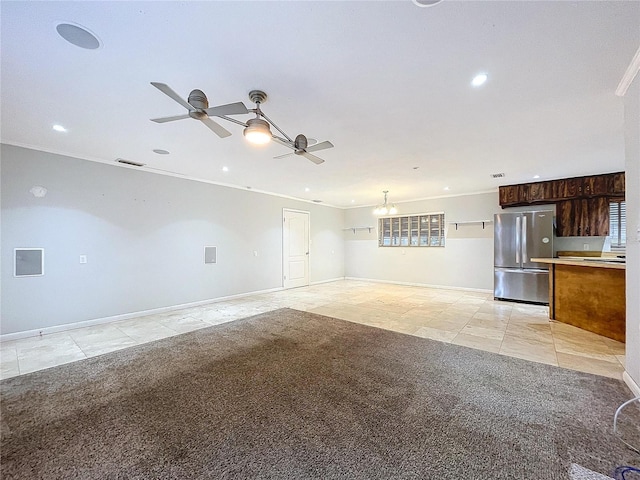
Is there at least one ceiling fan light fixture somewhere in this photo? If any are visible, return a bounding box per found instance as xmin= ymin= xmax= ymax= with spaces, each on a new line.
xmin=244 ymin=118 xmax=272 ymax=145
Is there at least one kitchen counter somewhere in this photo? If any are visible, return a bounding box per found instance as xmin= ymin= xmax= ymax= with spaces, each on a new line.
xmin=532 ymin=257 xmax=625 ymax=342
xmin=531 ymin=257 xmax=625 ymax=269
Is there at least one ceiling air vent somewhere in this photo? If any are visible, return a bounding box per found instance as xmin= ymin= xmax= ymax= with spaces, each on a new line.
xmin=490 ymin=172 xmax=506 ymax=179
xmin=116 ymin=158 xmax=145 ymax=167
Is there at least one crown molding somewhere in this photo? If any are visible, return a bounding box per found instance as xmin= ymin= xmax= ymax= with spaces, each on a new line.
xmin=616 ymin=45 xmax=640 ymax=97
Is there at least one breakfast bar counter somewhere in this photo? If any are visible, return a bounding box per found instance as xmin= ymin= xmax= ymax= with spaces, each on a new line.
xmin=531 ymin=257 xmax=625 ymax=270
xmin=531 ymin=258 xmax=626 ymax=342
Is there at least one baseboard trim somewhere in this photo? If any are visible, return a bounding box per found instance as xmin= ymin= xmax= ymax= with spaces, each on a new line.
xmin=310 ymin=277 xmax=345 ymax=286
xmin=0 ymin=286 xmax=286 ymax=342
xmin=623 ymin=371 xmax=640 ymax=397
xmin=344 ymin=276 xmax=492 ymax=294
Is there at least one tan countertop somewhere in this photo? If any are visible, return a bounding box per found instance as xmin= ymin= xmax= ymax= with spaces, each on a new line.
xmin=531 ymin=257 xmax=626 ymax=270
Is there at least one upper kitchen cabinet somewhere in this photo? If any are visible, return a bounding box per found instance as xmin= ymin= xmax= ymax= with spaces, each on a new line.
xmin=527 ymin=182 xmax=552 ymax=202
xmin=499 ymin=172 xmax=625 ymax=207
xmin=610 ymin=172 xmax=625 ymax=195
xmin=555 ymin=197 xmax=610 ymax=237
xmin=551 ymin=177 xmax=583 ymax=200
xmin=581 ymin=175 xmax=609 ymax=197
xmin=498 ymin=184 xmax=530 ymax=207
xmin=499 ymin=171 xmax=624 ymax=236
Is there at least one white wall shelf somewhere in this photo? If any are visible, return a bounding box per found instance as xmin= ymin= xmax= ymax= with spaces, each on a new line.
xmin=449 ymin=220 xmax=493 ymax=230
xmin=344 ymin=226 xmax=375 ymax=234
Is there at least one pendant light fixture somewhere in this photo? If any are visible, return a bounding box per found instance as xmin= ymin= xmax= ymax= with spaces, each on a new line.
xmin=373 ymin=190 xmax=397 ymax=215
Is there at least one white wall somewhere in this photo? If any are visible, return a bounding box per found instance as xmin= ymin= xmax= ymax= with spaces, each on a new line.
xmin=0 ymin=145 xmax=345 ymax=335
xmin=623 ymin=69 xmax=640 ymax=388
xmin=344 ymin=192 xmax=500 ymax=291
xmin=2 ymin=141 xmax=633 ymax=348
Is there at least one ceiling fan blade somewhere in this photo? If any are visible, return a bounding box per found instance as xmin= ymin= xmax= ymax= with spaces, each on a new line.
xmin=306 ymin=141 xmax=334 ymax=153
xmin=151 ymin=82 xmax=194 ymax=111
xmin=150 ymin=114 xmax=191 ymax=123
xmin=201 ymin=117 xmax=232 ymax=138
xmin=204 ymin=102 xmax=249 ymax=117
xmin=301 ymin=151 xmax=325 ymax=165
xmin=271 ymin=136 xmax=295 ymax=150
xmin=273 ymin=152 xmax=294 ymax=159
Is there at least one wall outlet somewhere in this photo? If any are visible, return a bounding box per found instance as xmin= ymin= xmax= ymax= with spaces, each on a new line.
xmin=79 ymin=255 xmax=87 ymax=264
xmin=583 ymin=244 xmax=589 ymax=251
xmin=253 ymin=251 xmax=258 ymax=257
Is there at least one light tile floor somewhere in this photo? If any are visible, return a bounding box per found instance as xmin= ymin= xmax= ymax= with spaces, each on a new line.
xmin=0 ymin=280 xmax=626 ymax=381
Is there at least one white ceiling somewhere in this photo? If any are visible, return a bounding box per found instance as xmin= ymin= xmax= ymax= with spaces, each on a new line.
xmin=1 ymin=1 xmax=638 ymax=208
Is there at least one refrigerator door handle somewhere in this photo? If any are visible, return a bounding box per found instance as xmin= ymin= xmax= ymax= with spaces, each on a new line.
xmin=522 ymin=215 xmax=528 ymax=263
xmin=515 ymin=216 xmax=521 ymax=263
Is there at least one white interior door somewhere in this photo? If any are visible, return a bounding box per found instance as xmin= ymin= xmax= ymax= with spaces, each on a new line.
xmin=283 ymin=209 xmax=309 ymax=289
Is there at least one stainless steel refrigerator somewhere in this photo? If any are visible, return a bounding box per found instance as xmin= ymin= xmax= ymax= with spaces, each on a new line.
xmin=494 ymin=211 xmax=553 ymax=304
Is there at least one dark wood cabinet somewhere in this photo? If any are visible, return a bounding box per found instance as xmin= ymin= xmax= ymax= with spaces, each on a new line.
xmin=498 ymin=184 xmax=529 ymax=207
xmin=555 ymin=200 xmax=575 ymax=237
xmin=582 ymin=175 xmax=609 ymax=197
xmin=499 ymin=171 xmax=624 ymax=236
xmin=555 ymin=198 xmax=609 ymax=237
xmin=498 ymin=185 xmax=518 ymax=206
xmin=528 ymin=182 xmax=550 ymax=202
xmin=551 ymin=178 xmax=582 ymax=200
xmin=499 ymin=172 xmax=624 ymax=208
xmin=588 ymin=197 xmax=610 ymax=236
xmin=610 ymin=172 xmax=625 ymax=195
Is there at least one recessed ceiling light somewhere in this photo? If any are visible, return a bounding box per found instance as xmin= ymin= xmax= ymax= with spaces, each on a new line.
xmin=222 ymin=166 xmax=229 ymax=172
xmin=351 ymin=200 xmax=355 ymax=203
xmin=412 ymin=0 xmax=443 ymax=7
xmin=153 ymin=149 xmax=170 ymax=155
xmin=304 ymin=187 xmax=310 ymax=192
xmin=471 ymin=73 xmax=488 ymax=87
xmin=444 ymin=186 xmax=450 ymax=191
xmin=56 ymin=23 xmax=101 ymax=50
xmin=52 ymin=124 xmax=67 ymax=132
xmin=533 ymin=174 xmax=540 ymax=179
xmin=29 ymin=186 xmax=48 ymax=198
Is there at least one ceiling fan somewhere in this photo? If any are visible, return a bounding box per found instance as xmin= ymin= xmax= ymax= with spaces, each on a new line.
xmin=149 ymin=82 xmax=249 ymax=138
xmin=150 ymin=84 xmax=333 ymax=165
xmin=272 ymin=134 xmax=334 ymax=165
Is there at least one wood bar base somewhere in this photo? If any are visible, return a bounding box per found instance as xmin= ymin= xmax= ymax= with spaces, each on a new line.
xmin=548 ymin=263 xmax=625 ymax=342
